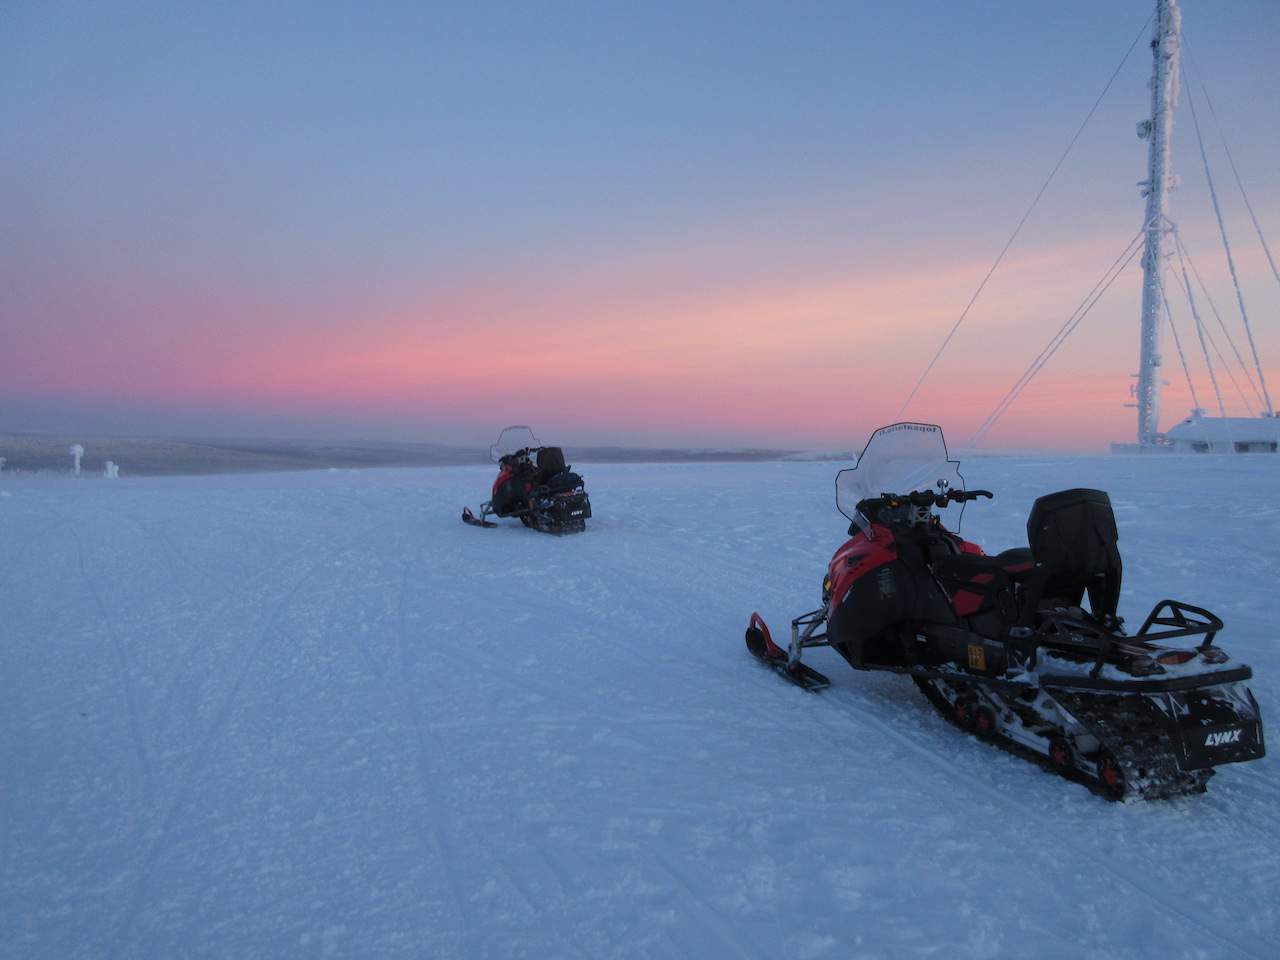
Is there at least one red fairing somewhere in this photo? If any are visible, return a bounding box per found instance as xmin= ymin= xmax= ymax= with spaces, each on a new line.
xmin=491 ymin=464 xmax=514 ymax=498
xmin=826 ymin=524 xmax=898 ymax=620
xmin=825 ymin=523 xmax=989 ymax=619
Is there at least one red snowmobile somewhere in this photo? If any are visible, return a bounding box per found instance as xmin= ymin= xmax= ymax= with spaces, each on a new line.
xmin=462 ymin=426 xmax=591 ymax=534
xmin=747 ymin=422 xmax=1264 ymax=799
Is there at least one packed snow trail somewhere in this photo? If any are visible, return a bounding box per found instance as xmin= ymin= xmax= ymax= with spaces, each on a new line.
xmin=2 ymin=458 xmax=1278 ymax=959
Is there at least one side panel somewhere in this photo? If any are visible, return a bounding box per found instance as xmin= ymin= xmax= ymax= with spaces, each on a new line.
xmin=829 ymin=554 xmax=956 ymax=667
xmin=491 ymin=464 xmax=532 ymax=516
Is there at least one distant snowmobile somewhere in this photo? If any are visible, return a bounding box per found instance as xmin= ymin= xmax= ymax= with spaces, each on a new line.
xmin=746 ymin=422 xmax=1265 ymax=799
xmin=462 ymin=426 xmax=591 ymax=535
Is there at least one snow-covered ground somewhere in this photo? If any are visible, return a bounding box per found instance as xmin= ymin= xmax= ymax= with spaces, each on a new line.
xmin=3 ymin=456 xmax=1278 ymax=960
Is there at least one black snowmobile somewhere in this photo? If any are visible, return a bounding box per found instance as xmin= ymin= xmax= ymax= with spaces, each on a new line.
xmin=746 ymin=422 xmax=1265 ymax=799
xmin=462 ymin=426 xmax=591 ymax=534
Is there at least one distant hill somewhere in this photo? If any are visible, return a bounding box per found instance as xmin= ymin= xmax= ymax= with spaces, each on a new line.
xmin=0 ymin=433 xmax=803 ymax=476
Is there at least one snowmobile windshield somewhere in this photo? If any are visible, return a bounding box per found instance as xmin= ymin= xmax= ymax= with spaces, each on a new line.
xmin=835 ymin=423 xmax=964 ymax=536
xmin=490 ymin=426 xmax=541 ymax=462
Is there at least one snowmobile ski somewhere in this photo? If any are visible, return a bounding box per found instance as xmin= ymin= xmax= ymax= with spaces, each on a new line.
xmin=461 ymin=506 xmax=497 ymax=528
xmin=745 ymin=613 xmax=830 ymax=691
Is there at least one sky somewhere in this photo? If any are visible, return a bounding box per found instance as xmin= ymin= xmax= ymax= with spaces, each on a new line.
xmin=3 ymin=0 xmax=1279 ymax=452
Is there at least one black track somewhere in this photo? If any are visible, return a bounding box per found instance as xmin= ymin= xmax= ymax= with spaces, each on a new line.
xmin=911 ymin=677 xmax=1212 ymax=801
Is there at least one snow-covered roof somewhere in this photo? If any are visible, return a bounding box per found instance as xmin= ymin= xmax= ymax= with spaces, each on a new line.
xmin=1163 ymin=412 xmax=1280 ymax=442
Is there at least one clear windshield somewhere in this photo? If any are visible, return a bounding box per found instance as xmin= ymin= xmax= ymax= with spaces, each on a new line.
xmin=835 ymin=423 xmax=964 ymax=534
xmin=490 ymin=425 xmax=541 ymax=462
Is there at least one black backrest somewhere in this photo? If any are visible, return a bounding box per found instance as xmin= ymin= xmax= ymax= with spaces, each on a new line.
xmin=1025 ymin=488 xmax=1122 ymax=619
xmin=536 ymin=446 xmax=568 ymax=482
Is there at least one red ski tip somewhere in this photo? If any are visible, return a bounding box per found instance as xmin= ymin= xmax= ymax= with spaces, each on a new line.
xmin=745 ymin=612 xmax=786 ymax=660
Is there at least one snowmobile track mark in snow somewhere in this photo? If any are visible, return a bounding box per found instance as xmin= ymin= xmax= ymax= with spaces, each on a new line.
xmin=388 ymin=544 xmax=482 ymax=945
xmin=69 ymin=523 xmax=154 ymax=808
xmin=343 ymin=576 xmax=486 ymax=954
xmin=107 ymin=516 xmax=392 ymax=960
xmin=651 ymin=853 xmax=772 ymax=960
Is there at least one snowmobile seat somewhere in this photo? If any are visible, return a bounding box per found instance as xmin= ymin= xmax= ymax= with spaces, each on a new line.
xmin=996 ymin=546 xmax=1035 ymax=567
xmin=1024 ymin=488 xmax=1122 ymax=621
xmin=932 ymin=548 xmax=1035 ymax=621
xmin=536 ymin=446 xmax=568 ymax=483
xmin=932 ymin=547 xmax=1034 ymax=581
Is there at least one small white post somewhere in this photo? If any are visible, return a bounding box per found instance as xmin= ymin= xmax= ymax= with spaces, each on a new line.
xmin=104 ymin=461 xmax=119 ymax=479
xmin=70 ymin=444 xmax=84 ymax=477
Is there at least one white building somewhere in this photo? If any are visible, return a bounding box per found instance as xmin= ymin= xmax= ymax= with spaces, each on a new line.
xmin=1161 ymin=410 xmax=1280 ymax=453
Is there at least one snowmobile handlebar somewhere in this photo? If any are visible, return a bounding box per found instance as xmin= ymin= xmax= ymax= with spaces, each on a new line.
xmin=861 ymin=488 xmax=993 ymax=512
xmin=497 ymin=446 xmax=541 ymax=463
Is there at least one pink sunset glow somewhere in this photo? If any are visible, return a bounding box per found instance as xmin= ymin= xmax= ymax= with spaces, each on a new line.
xmin=7 ymin=230 xmax=1210 ymax=450
xmin=9 ymin=229 xmax=1278 ymax=449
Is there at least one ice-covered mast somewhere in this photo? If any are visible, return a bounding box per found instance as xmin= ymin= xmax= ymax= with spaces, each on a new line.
xmin=1134 ymin=0 xmax=1181 ymax=445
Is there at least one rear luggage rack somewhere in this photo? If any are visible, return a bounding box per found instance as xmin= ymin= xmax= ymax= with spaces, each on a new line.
xmin=1134 ymin=599 xmax=1223 ymax=649
xmin=1021 ymin=598 xmax=1225 ymax=682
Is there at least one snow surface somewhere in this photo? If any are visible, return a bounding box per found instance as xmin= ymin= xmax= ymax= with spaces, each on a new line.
xmin=2 ymin=456 xmax=1278 ymax=959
